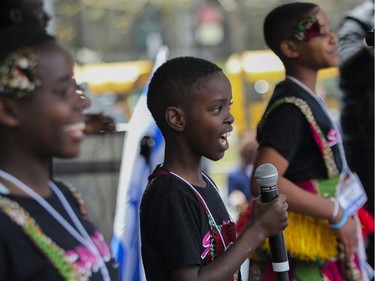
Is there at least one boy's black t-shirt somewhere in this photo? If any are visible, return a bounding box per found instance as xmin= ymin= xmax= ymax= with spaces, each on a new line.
xmin=0 ymin=181 xmax=119 ymax=281
xmin=140 ymin=168 xmax=232 ymax=281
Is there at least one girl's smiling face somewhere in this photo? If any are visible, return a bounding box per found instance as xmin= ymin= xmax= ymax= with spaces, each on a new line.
xmin=16 ymin=41 xmax=89 ymax=159
xmin=182 ymin=71 xmax=234 ymax=161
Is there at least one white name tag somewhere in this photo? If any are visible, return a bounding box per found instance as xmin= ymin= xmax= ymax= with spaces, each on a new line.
xmin=337 ymin=172 xmax=367 ymax=216
xmin=0 ymin=183 xmax=10 ymax=194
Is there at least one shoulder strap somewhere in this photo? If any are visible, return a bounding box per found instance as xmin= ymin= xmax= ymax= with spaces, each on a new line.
xmin=258 ymin=96 xmax=339 ymax=178
xmin=0 ymin=195 xmax=87 ymax=281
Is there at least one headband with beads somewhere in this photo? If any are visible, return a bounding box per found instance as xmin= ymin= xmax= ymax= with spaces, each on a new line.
xmin=0 ymin=48 xmax=40 ymax=99
xmin=292 ymin=11 xmax=322 ymax=42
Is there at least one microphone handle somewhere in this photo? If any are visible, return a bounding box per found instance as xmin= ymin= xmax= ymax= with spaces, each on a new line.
xmin=269 ymin=233 xmax=289 ymax=281
xmin=260 ymin=186 xmax=278 ymax=203
xmin=276 ymin=271 xmax=290 ymax=281
xmin=260 ymin=186 xmax=289 ymax=281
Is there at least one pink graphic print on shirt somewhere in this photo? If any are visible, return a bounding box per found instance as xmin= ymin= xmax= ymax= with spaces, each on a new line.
xmin=201 ymin=220 xmax=237 ymax=264
xmin=65 ymin=230 xmax=111 ymax=276
xmin=327 ymin=128 xmax=338 ymax=147
xmin=201 ymin=231 xmax=211 ymax=259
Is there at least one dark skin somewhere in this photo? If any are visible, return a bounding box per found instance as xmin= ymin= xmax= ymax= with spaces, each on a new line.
xmin=0 ymin=41 xmax=89 ymax=198
xmin=161 ymin=71 xmax=288 ymax=281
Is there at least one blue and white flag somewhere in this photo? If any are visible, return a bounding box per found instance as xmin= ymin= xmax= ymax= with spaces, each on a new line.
xmin=111 ymin=47 xmax=168 ymax=281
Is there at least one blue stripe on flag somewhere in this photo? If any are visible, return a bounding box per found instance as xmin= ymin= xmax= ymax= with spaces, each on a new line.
xmin=111 ymin=46 xmax=169 ymax=281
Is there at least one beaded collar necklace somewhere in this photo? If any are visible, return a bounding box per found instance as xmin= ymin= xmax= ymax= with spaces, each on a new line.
xmin=0 ymin=169 xmax=111 ymax=281
xmin=286 ymin=75 xmax=349 ymax=173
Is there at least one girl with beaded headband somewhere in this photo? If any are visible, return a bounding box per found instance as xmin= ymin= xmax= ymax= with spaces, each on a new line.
xmin=0 ymin=27 xmax=120 ymax=281
xmin=236 ymin=2 xmax=373 ymax=281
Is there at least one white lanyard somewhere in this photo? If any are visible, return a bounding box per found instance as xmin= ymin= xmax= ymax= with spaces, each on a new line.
xmin=169 ymin=171 xmax=230 ymax=251
xmin=0 ymin=170 xmax=111 ymax=281
xmin=286 ymin=75 xmax=349 ymax=173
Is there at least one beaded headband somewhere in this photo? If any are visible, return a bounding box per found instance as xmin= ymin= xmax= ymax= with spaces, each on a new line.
xmin=292 ymin=12 xmax=322 ymax=42
xmin=0 ymin=48 xmax=40 ymax=99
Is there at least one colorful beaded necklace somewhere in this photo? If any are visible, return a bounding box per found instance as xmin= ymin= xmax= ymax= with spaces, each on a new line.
xmin=0 ymin=170 xmax=111 ymax=281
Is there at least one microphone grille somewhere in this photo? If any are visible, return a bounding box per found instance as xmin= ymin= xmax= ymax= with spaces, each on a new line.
xmin=254 ymin=163 xmax=278 ymax=187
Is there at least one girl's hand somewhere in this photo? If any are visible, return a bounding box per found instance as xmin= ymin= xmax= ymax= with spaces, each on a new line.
xmin=335 ymin=216 xmax=358 ymax=259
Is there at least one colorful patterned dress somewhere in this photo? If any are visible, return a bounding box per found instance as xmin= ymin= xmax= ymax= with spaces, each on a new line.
xmin=237 ymin=78 xmax=370 ymax=281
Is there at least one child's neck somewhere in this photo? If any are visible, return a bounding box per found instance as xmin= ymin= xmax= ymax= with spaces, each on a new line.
xmin=286 ymin=69 xmax=317 ymax=93
xmin=0 ymin=161 xmax=52 ymax=197
xmin=163 ymin=159 xmax=206 ymax=187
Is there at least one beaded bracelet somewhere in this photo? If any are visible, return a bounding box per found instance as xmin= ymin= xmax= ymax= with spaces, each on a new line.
xmin=329 ymin=208 xmax=348 ymax=229
xmin=330 ymin=198 xmax=340 ymax=221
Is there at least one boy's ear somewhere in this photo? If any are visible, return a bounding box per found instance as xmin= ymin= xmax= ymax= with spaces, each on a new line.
xmin=280 ymin=40 xmax=299 ymax=58
xmin=165 ymin=106 xmax=185 ymax=132
xmin=0 ymin=99 xmax=20 ymax=127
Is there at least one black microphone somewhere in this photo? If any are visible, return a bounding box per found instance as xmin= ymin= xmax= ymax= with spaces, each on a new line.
xmin=254 ymin=163 xmax=289 ymax=281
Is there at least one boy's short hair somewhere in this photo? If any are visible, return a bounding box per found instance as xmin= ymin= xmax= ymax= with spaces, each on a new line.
xmin=147 ymin=56 xmax=222 ymax=135
xmin=263 ymin=2 xmax=318 ymax=57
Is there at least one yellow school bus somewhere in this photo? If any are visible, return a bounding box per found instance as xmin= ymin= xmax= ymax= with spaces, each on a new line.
xmin=224 ymin=50 xmax=339 ymax=135
xmin=74 ymin=60 xmax=154 ymax=121
xmin=74 ymin=60 xmax=153 ymax=94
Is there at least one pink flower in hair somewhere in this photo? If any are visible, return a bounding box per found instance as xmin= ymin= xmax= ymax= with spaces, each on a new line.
xmin=293 ymin=14 xmax=322 ymax=42
xmin=0 ymin=48 xmax=40 ymax=99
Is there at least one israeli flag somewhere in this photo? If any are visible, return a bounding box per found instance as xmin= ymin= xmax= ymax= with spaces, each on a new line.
xmin=111 ymin=47 xmax=168 ymax=281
